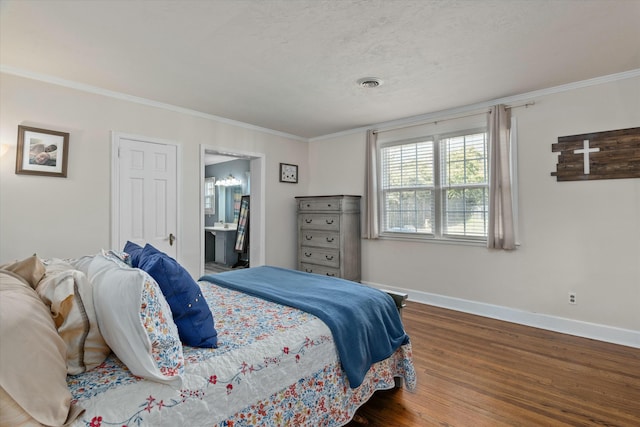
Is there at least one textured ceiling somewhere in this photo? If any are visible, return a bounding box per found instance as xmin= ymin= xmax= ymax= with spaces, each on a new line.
xmin=1 ymin=0 xmax=639 ymax=139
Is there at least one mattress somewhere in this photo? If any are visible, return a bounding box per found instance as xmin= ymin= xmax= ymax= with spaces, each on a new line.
xmin=67 ymin=280 xmax=416 ymax=426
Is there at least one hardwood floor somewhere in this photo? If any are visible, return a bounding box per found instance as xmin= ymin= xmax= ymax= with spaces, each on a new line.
xmin=204 ymin=261 xmax=232 ymax=275
xmin=348 ymin=301 xmax=640 ymax=426
xmin=204 ymin=261 xmax=248 ymax=275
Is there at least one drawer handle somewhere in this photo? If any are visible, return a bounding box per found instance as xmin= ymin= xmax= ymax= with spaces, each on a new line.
xmin=304 ymin=252 xmax=312 ymax=257
xmin=327 ymin=204 xmax=332 ymax=207
xmin=326 ymin=272 xmax=336 ymax=277
xmin=305 ymin=268 xmax=313 ymax=273
xmin=326 ymin=237 xmax=334 ymax=242
xmin=305 ymin=235 xmax=313 ymax=240
xmin=306 ymin=204 xmax=311 ymax=207
xmin=305 ymin=218 xmax=313 ymax=224
xmin=325 ymin=255 xmax=334 ymax=261
xmin=326 ymin=219 xmax=334 ymax=225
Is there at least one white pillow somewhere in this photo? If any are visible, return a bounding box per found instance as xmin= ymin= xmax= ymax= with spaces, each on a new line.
xmin=88 ymin=253 xmax=184 ymax=384
xmin=68 ymin=254 xmax=94 ymax=276
xmin=36 ymin=259 xmax=110 ymax=375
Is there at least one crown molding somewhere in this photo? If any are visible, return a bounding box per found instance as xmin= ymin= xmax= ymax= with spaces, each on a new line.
xmin=3 ymin=64 xmax=638 ymax=144
xmin=0 ymin=65 xmax=308 ymax=143
xmin=310 ymin=68 xmax=640 ymax=142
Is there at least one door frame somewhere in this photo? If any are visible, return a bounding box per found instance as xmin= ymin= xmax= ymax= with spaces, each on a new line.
xmin=111 ymin=132 xmax=182 ymax=259
xmin=200 ymin=144 xmax=266 ymax=275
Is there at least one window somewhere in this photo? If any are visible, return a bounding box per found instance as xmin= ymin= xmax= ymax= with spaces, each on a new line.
xmin=204 ymin=177 xmax=216 ymax=215
xmin=379 ymin=128 xmax=488 ymax=242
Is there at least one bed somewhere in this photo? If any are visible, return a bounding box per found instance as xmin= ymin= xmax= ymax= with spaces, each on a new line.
xmin=0 ymin=247 xmax=416 ymax=427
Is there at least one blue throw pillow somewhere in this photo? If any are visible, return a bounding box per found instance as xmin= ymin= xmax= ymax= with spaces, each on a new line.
xmin=138 ymin=244 xmax=218 ymax=348
xmin=123 ymin=241 xmax=144 ymax=268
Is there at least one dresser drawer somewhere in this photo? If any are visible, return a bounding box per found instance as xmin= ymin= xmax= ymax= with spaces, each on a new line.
xmin=299 ymin=247 xmax=340 ymax=268
xmin=300 ymin=230 xmax=340 ymax=249
xmin=298 ymin=197 xmax=343 ymax=212
xmin=299 ymin=214 xmax=340 ymax=231
xmin=299 ymin=262 xmax=340 ymax=278
xmin=295 ymin=195 xmax=361 ymax=282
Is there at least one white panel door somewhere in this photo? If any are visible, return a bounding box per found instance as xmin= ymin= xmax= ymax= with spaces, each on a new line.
xmin=116 ymin=137 xmax=178 ymax=258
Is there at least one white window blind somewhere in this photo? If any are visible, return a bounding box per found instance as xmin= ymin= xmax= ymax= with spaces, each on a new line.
xmin=204 ymin=177 xmax=216 ymax=215
xmin=381 ymin=140 xmax=435 ymax=234
xmin=440 ymin=132 xmax=488 ymax=238
xmin=379 ymin=128 xmax=488 ymax=241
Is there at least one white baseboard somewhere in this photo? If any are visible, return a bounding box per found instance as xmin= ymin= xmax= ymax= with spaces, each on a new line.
xmin=365 ymin=281 xmax=640 ymax=349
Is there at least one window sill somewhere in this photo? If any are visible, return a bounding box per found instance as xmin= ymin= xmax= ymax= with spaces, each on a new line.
xmin=377 ymin=233 xmax=487 ymax=247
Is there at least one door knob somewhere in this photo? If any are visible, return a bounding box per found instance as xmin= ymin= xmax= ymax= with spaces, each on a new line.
xmin=169 ymin=233 xmax=175 ymax=246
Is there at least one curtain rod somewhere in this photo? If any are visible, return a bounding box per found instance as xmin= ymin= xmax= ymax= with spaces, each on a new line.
xmin=373 ymin=101 xmax=535 ymax=135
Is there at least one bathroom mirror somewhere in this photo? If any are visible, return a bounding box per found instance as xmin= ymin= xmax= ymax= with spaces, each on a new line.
xmin=216 ymin=185 xmax=242 ymax=223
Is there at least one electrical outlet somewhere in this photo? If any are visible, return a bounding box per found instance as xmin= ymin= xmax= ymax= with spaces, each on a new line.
xmin=568 ymin=292 xmax=577 ymax=305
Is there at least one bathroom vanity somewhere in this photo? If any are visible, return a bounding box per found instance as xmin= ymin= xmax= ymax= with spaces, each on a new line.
xmin=205 ymin=224 xmax=238 ymax=267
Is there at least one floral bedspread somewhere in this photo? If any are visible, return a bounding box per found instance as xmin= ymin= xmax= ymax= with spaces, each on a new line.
xmin=68 ymin=281 xmax=416 ymax=427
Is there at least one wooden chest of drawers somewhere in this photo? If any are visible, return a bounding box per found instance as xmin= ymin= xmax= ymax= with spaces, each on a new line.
xmin=295 ymin=195 xmax=361 ymax=282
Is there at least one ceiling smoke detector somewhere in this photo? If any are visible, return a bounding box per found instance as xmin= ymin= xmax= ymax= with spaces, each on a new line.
xmin=357 ymin=77 xmax=383 ymax=88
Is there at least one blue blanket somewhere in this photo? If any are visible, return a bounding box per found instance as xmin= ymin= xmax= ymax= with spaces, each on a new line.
xmin=200 ymin=266 xmax=409 ymax=388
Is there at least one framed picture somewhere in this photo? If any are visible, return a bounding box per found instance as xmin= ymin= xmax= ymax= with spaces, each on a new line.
xmin=279 ymin=163 xmax=298 ymax=183
xmin=15 ymin=125 xmax=69 ymax=177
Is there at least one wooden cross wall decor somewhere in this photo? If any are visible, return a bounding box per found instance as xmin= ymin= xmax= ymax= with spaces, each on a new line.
xmin=551 ymin=127 xmax=640 ymax=181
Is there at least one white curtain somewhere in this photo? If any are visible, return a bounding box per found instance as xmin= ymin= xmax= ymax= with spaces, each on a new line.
xmin=487 ymin=105 xmax=516 ymax=250
xmin=364 ymin=129 xmax=379 ymax=239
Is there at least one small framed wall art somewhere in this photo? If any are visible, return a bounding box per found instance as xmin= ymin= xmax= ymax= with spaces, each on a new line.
xmin=15 ymin=125 xmax=70 ymax=178
xmin=279 ymin=162 xmax=298 ymax=183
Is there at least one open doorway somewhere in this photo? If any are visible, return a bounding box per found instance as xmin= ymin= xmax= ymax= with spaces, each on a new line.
xmin=199 ymin=145 xmax=265 ymax=277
